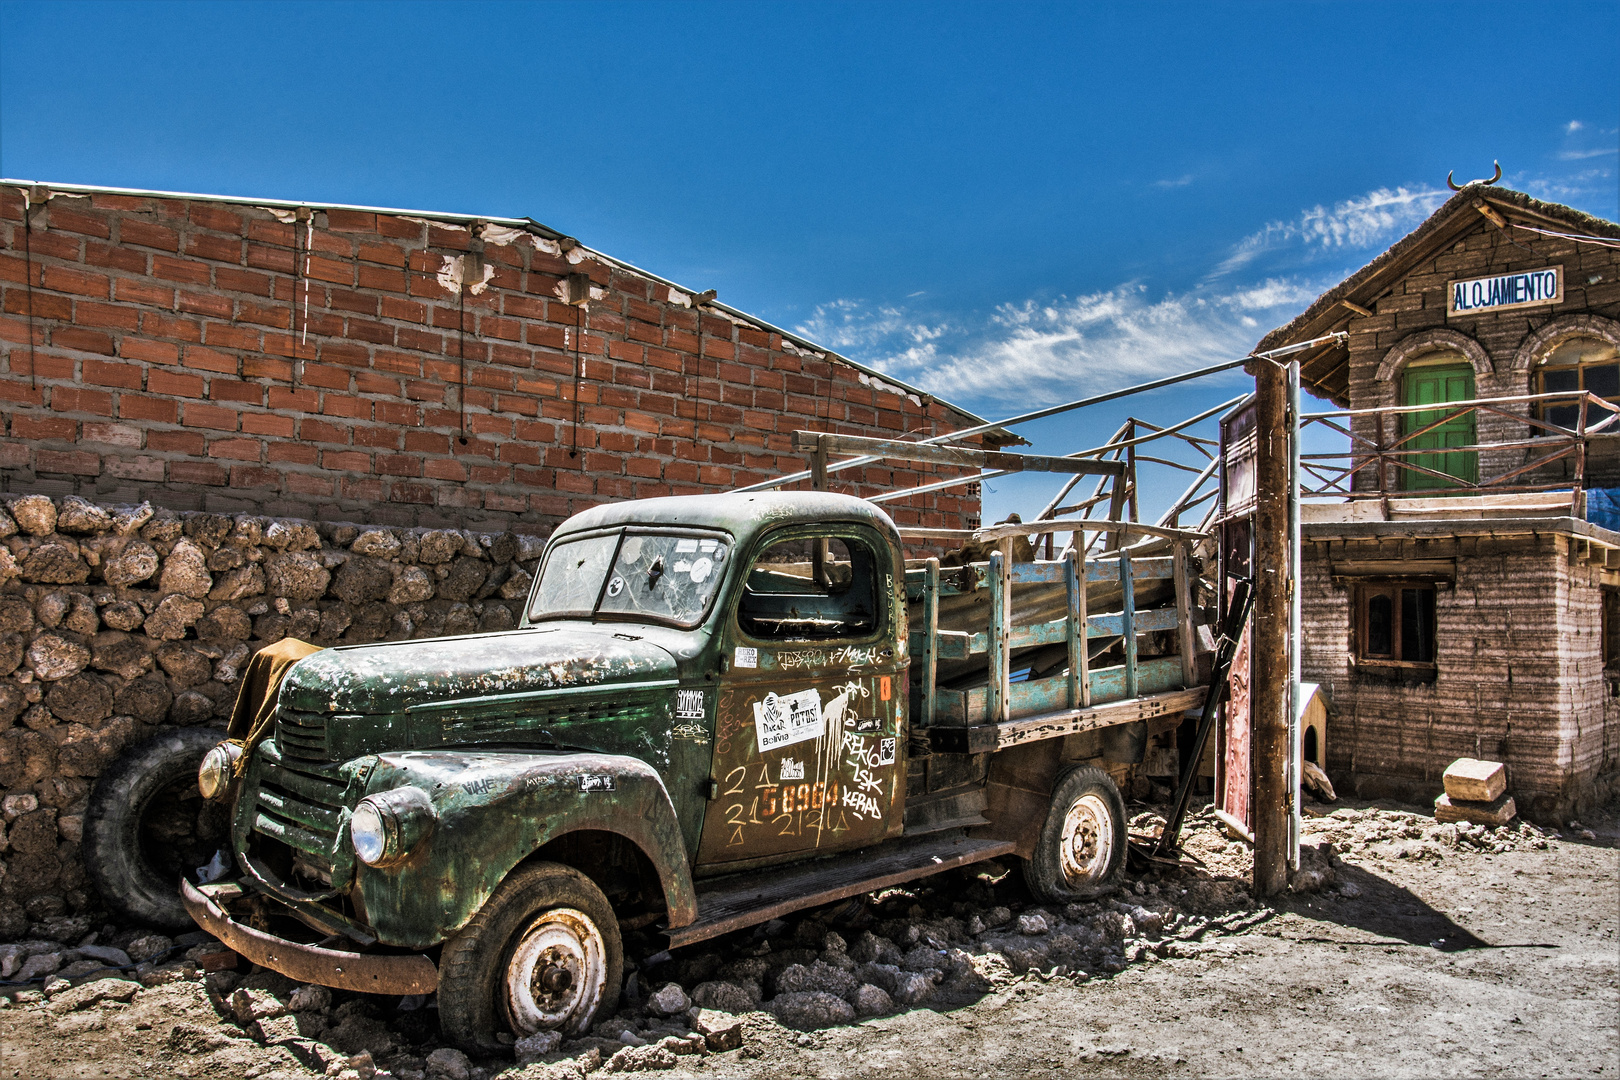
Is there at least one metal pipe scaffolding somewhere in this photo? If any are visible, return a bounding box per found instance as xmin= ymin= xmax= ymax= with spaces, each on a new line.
xmin=737 ymin=333 xmax=1349 ymax=494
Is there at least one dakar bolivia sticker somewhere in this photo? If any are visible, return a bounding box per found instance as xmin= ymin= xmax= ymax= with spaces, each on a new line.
xmin=753 ymin=688 xmax=823 ymax=753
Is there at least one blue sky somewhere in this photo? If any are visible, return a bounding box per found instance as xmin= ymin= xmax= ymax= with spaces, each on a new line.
xmin=2 ymin=1 xmax=1616 ymax=522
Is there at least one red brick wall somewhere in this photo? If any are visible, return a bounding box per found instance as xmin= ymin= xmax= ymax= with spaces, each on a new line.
xmin=0 ymin=187 xmax=983 ymax=534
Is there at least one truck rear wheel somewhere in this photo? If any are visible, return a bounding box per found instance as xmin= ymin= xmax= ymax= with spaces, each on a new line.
xmin=82 ymin=726 xmax=229 ymax=931
xmin=1023 ymin=765 xmax=1127 ymax=903
xmin=439 ymin=861 xmax=622 ymax=1055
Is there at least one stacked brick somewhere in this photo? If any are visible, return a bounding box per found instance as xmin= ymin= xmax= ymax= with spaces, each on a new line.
xmin=0 ymin=185 xmax=983 ymax=533
xmin=0 ymin=492 xmax=545 ymax=924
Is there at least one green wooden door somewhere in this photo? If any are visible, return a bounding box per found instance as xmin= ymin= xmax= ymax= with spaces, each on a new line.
xmin=1401 ymin=364 xmax=1476 ymax=489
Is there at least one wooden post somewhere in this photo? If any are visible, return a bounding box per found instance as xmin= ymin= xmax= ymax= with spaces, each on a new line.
xmin=1120 ymin=550 xmax=1137 ymax=700
xmin=1374 ymin=412 xmax=1386 ymax=497
xmin=988 ymin=548 xmax=1011 ymax=723
xmin=809 ymin=438 xmax=829 ymax=586
xmin=1126 ymin=420 xmax=1139 ymax=524
xmin=1252 ymin=359 xmax=1291 ymax=897
xmin=1173 ymin=541 xmax=1197 ymax=688
xmin=923 ymin=558 xmax=940 ymax=728
xmin=1064 ymin=548 xmax=1082 ymax=709
xmin=1077 ymin=549 xmax=1091 ymax=707
xmin=1106 ymin=470 xmax=1129 ymax=554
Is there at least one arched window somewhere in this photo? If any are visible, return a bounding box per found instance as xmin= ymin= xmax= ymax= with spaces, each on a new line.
xmin=1537 ymin=335 xmax=1620 ymax=431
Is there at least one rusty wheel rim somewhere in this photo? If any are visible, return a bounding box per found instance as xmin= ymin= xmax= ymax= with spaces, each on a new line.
xmin=504 ymin=907 xmax=607 ymax=1037
xmin=1058 ymin=793 xmax=1113 ymax=887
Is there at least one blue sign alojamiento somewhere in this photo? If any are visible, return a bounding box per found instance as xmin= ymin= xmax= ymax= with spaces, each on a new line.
xmin=1448 ymin=266 xmax=1562 ymax=317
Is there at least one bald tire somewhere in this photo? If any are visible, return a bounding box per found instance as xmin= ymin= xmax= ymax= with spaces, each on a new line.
xmin=83 ymin=726 xmax=225 ymax=931
xmin=1023 ymin=765 xmax=1128 ymax=903
xmin=438 ymin=862 xmax=623 ymax=1056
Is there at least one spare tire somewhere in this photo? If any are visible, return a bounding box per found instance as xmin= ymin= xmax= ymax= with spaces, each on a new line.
xmin=83 ymin=727 xmax=231 ymax=930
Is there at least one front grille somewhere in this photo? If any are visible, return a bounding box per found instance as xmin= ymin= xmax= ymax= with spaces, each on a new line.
xmin=252 ymin=756 xmax=348 ymax=875
xmin=277 ymin=709 xmax=330 ymax=763
xmin=439 ymin=697 xmax=664 ymax=740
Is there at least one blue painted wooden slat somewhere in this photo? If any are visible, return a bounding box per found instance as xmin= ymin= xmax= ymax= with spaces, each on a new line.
xmin=907 ymin=557 xmax=1174 ymax=598
xmin=933 ymin=657 xmax=1186 ymax=725
xmin=908 ymin=607 xmax=1179 ymax=659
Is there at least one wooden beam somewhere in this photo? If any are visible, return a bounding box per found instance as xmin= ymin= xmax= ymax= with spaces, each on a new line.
xmin=793 ymin=431 xmax=1125 ymax=476
xmin=1065 ymin=548 xmax=1084 ymax=709
xmin=931 ymin=686 xmax=1207 ymax=754
xmin=1120 ymin=550 xmax=1138 ymax=700
xmin=922 ymin=557 xmax=939 ymax=728
xmin=991 ymin=543 xmax=1013 ymax=723
xmin=1174 ymin=541 xmax=1197 ymax=687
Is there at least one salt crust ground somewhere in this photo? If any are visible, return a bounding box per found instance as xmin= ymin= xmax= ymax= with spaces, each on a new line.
xmin=1 ymin=798 xmax=1615 ymax=1079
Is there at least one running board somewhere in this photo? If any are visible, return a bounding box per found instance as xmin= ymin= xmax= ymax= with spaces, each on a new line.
xmin=664 ymin=833 xmax=1015 ymax=949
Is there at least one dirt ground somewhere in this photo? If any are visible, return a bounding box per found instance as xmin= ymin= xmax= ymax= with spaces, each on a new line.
xmin=2 ymin=797 xmax=1616 ymax=1080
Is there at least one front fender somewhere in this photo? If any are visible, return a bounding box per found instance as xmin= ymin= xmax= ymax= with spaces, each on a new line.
xmin=355 ymin=750 xmax=696 ymax=949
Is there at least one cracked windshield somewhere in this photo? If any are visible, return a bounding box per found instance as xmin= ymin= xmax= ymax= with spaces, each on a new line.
xmin=530 ymin=531 xmax=729 ymax=627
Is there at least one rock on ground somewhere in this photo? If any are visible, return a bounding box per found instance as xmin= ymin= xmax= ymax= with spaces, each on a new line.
xmin=646 ymin=982 xmax=690 ymax=1016
xmin=770 ymin=991 xmax=856 ymax=1030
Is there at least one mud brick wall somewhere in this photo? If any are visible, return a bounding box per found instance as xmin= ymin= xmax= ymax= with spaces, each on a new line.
xmin=1300 ymin=530 xmax=1620 ymax=820
xmin=1339 ymin=216 xmax=1620 ymax=492
xmin=0 ymin=185 xmax=983 ymax=534
xmin=0 ymin=491 xmax=550 ymax=932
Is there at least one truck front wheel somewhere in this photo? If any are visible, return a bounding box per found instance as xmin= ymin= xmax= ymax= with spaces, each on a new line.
xmin=1023 ymin=765 xmax=1127 ymax=903
xmin=439 ymin=862 xmax=623 ymax=1054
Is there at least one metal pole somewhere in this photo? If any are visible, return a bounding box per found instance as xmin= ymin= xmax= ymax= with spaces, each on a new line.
xmin=1251 ymin=358 xmax=1290 ymax=897
xmin=1288 ymin=360 xmax=1302 ymax=873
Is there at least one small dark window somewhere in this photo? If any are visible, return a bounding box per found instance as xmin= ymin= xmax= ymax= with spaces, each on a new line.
xmin=737 ymin=535 xmax=879 ymax=640
xmin=1356 ymin=583 xmax=1436 ymax=667
xmin=1366 ymin=593 xmax=1393 ymax=656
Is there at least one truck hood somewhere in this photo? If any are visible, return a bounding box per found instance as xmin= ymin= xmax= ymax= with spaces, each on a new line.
xmin=279 ymin=626 xmax=677 ymax=716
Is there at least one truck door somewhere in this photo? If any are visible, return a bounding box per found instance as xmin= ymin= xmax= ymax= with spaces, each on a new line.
xmin=697 ymin=524 xmax=906 ymax=867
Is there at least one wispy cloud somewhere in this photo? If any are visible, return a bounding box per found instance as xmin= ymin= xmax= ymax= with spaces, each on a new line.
xmin=1567 ymin=120 xmax=1585 ymax=133
xmin=1212 ymin=185 xmax=1447 ymax=278
xmin=797 ymin=278 xmax=1323 ymax=406
xmin=1516 ymin=165 xmax=1617 ymax=207
xmin=796 ymin=164 xmax=1611 ymax=412
xmin=1154 ymin=174 xmax=1194 ymax=189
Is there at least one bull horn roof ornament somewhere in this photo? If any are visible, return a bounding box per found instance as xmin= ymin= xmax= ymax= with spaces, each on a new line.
xmin=1447 ymin=161 xmax=1502 ymax=191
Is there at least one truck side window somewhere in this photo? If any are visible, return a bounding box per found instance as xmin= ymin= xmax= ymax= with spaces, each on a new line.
xmin=738 ymin=535 xmax=878 ymax=640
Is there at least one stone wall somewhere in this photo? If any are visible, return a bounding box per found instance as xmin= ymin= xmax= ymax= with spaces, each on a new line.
xmin=0 ymin=492 xmax=546 ymax=932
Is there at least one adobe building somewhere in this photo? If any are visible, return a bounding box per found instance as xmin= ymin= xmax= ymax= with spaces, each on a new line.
xmin=1256 ymin=183 xmax=1620 ymax=820
xmin=0 ymin=181 xmax=999 ymax=536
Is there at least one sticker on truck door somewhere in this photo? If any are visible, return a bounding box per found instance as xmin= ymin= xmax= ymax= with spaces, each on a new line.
xmin=753 ymin=689 xmax=823 ymax=751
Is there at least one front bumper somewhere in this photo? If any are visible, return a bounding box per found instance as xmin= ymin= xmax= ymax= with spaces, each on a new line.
xmin=181 ymin=879 xmax=439 ymax=995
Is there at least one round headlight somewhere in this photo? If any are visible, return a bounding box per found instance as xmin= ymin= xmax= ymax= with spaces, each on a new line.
xmin=351 ymin=801 xmax=388 ymax=865
xmin=197 ymin=742 xmax=242 ymax=800
xmin=350 ymin=786 xmax=437 ymax=867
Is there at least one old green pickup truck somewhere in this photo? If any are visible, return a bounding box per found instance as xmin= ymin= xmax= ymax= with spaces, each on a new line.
xmin=106 ymin=492 xmax=1209 ymax=1052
